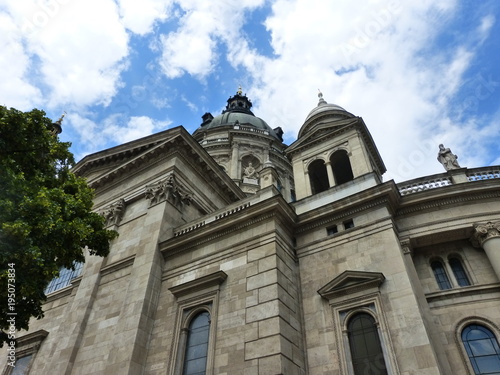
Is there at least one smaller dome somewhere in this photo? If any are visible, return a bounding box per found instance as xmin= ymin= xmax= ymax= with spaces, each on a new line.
xmin=298 ymin=91 xmax=354 ymax=139
xmin=304 ymin=91 xmax=346 ymax=122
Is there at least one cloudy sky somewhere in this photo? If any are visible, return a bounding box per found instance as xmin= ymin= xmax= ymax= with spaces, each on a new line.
xmin=1 ymin=0 xmax=499 ymax=182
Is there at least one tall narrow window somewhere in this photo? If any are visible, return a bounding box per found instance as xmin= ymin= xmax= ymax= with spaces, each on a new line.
xmin=449 ymin=258 xmax=471 ymax=287
xmin=183 ymin=311 xmax=211 ymax=375
xmin=431 ymin=260 xmax=452 ymax=290
xmin=348 ymin=313 xmax=388 ymax=375
xmin=308 ymin=159 xmax=329 ymax=194
xmin=461 ymin=324 xmax=500 ymax=374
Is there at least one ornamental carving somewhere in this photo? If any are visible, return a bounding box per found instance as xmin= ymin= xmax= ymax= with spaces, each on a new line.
xmin=101 ymin=199 xmax=126 ymax=227
xmin=145 ymin=173 xmax=192 ymax=209
xmin=471 ymin=221 xmax=500 ymax=248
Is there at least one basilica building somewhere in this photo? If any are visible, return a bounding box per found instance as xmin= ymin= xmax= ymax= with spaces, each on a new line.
xmin=3 ymin=90 xmax=500 ymax=375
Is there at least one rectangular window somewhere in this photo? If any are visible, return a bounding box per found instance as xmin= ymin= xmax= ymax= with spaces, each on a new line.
xmin=343 ymin=219 xmax=354 ymax=230
xmin=45 ymin=262 xmax=83 ymax=294
xmin=327 ymin=225 xmax=338 ymax=235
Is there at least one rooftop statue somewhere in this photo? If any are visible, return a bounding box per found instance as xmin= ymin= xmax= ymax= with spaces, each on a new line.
xmin=437 ymin=144 xmax=461 ymax=171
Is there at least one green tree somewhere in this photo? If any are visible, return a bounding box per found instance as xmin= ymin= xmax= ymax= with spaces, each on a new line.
xmin=0 ymin=107 xmax=117 ymax=344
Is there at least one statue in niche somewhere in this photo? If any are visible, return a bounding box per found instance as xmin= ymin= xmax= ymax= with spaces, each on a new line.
xmin=243 ymin=162 xmax=259 ymax=179
xmin=437 ymin=144 xmax=461 ymax=171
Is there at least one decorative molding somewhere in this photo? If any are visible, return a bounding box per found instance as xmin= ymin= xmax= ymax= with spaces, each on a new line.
xmin=100 ymin=255 xmax=136 ymax=277
xmin=11 ymin=329 xmax=49 ymax=361
xmin=100 ymin=198 xmax=126 ymax=227
xmin=145 ymin=172 xmax=192 ymax=209
xmin=169 ymin=271 xmax=227 ymax=299
xmin=471 ymin=221 xmax=500 ymax=248
xmin=318 ymin=270 xmax=385 ymax=300
xmin=397 ymin=191 xmax=500 ymax=216
xmin=296 ymin=197 xmax=389 ymax=234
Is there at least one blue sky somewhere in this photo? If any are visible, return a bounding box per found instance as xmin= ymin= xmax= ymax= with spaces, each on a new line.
xmin=1 ymin=0 xmax=499 ymax=182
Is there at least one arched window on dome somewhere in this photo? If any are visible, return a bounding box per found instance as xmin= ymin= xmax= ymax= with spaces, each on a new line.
xmin=347 ymin=312 xmax=388 ymax=375
xmin=461 ymin=324 xmax=500 ymax=374
xmin=308 ymin=159 xmax=329 ymax=194
xmin=182 ymin=311 xmax=211 ymax=375
xmin=330 ymin=150 xmax=354 ymax=185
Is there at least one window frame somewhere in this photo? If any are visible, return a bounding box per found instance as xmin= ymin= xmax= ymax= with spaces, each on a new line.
xmin=168 ymin=271 xmax=227 ymax=375
xmin=455 ymin=317 xmax=500 ymax=375
xmin=448 ymin=253 xmax=472 ymax=288
xmin=318 ymin=271 xmax=398 ymax=375
xmin=345 ymin=309 xmax=389 ymax=375
xmin=2 ymin=330 xmax=48 ymax=375
xmin=430 ymin=259 xmax=452 ymax=290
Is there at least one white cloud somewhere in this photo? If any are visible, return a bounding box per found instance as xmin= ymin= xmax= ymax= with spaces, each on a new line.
xmin=157 ymin=0 xmax=265 ymax=78
xmin=69 ymin=113 xmax=172 ymax=158
xmin=223 ymin=0 xmax=496 ymax=181
xmin=117 ymin=0 xmax=172 ymax=35
xmin=1 ymin=0 xmax=130 ymax=109
xmin=0 ymin=11 xmax=43 ymax=109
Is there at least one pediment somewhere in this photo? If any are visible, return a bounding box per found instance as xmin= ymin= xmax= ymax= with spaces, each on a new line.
xmin=74 ymin=126 xmax=246 ymax=202
xmin=287 ymin=118 xmax=358 ymax=155
xmin=73 ymin=128 xmax=181 ymax=180
xmin=318 ymin=270 xmax=385 ymax=300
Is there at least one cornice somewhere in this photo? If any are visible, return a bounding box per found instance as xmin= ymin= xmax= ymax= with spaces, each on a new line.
xmin=396 ymin=189 xmax=500 ymax=216
xmin=296 ymin=182 xmax=400 ymax=234
xmin=160 ymin=194 xmax=296 ymax=257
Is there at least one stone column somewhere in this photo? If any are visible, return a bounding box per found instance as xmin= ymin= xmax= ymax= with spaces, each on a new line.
xmin=304 ymin=170 xmax=312 ymax=196
xmin=325 ymin=161 xmax=336 ymax=188
xmin=230 ymin=141 xmax=240 ymax=180
xmin=471 ymin=221 xmax=500 ymax=281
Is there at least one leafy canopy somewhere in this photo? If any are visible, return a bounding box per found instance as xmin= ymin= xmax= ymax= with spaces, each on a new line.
xmin=0 ymin=107 xmax=117 ymax=342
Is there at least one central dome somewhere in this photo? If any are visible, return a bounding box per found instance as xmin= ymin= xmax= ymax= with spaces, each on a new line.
xmin=196 ymin=88 xmax=281 ymax=141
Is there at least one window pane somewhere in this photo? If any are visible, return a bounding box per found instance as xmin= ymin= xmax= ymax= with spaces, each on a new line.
xmin=183 ymin=311 xmax=210 ymax=375
xmin=431 ymin=261 xmax=452 ymax=290
xmin=462 ymin=324 xmax=500 ymax=375
xmin=45 ymin=262 xmax=84 ymax=294
xmin=449 ymin=258 xmax=471 ymax=287
xmin=348 ymin=313 xmax=388 ymax=375
xmin=11 ymin=354 xmax=33 ymax=375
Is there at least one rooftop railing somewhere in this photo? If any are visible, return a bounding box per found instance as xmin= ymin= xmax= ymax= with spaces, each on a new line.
xmin=397 ymin=166 xmax=500 ymax=196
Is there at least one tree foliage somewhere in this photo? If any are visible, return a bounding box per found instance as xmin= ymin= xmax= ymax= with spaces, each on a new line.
xmin=0 ymin=107 xmax=117 ymax=343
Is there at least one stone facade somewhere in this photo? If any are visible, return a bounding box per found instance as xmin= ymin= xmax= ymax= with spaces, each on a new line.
xmin=2 ymin=92 xmax=500 ymax=375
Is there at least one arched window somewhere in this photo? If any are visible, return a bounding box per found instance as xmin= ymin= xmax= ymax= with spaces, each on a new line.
xmin=348 ymin=313 xmax=388 ymax=375
xmin=308 ymin=159 xmax=329 ymax=194
xmin=449 ymin=257 xmax=471 ymax=287
xmin=183 ymin=311 xmax=211 ymax=375
xmin=461 ymin=324 xmax=500 ymax=374
xmin=330 ymin=150 xmax=354 ymax=185
xmin=431 ymin=260 xmax=452 ymax=290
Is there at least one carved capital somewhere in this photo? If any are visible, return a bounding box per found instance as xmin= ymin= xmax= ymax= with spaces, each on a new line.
xmin=145 ymin=173 xmax=192 ymax=209
xmin=471 ymin=221 xmax=500 ymax=248
xmin=101 ymin=198 xmax=126 ymax=227
xmin=400 ymin=238 xmax=413 ymax=255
